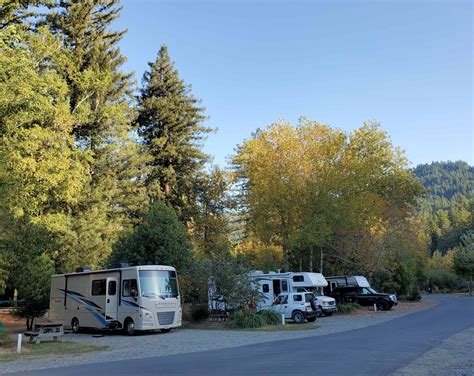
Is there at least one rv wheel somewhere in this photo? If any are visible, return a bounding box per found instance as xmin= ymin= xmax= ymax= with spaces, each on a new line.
xmin=124 ymin=318 xmax=135 ymax=336
xmin=71 ymin=318 xmax=80 ymax=334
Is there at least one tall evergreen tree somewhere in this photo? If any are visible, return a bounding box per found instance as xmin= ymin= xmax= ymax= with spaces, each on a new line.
xmin=0 ymin=0 xmax=51 ymax=29
xmin=137 ymin=45 xmax=211 ymax=218
xmin=39 ymin=0 xmax=149 ymax=269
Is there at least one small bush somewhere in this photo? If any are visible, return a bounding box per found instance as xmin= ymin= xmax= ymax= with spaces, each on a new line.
xmin=381 ymin=281 xmax=400 ymax=294
xmin=337 ymin=302 xmax=361 ymax=314
xmin=407 ymin=285 xmax=421 ymax=301
xmin=228 ymin=308 xmax=265 ymax=329
xmin=258 ymin=310 xmax=282 ymax=326
xmin=0 ymin=328 xmax=11 ymax=347
xmin=191 ymin=305 xmax=209 ymax=322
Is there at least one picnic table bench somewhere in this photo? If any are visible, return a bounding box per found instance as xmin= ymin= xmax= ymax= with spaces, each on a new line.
xmin=24 ymin=322 xmax=64 ymax=344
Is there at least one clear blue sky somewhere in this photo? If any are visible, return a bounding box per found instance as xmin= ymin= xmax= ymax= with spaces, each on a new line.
xmin=117 ymin=0 xmax=473 ymax=167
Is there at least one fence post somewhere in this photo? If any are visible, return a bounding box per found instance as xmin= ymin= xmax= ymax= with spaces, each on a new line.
xmin=373 ymin=303 xmax=377 ymax=312
xmin=17 ymin=334 xmax=22 ymax=353
xmin=281 ymin=314 xmax=286 ymax=325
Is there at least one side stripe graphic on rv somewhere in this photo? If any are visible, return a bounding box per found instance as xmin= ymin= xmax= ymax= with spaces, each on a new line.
xmin=122 ymin=300 xmax=144 ymax=309
xmin=59 ymin=289 xmax=108 ymax=326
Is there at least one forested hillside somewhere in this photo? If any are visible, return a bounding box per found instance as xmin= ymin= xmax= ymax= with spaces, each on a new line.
xmin=413 ymin=161 xmax=473 ymax=253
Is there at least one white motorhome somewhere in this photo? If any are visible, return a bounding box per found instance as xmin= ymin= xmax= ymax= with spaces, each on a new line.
xmin=49 ymin=265 xmax=182 ymax=335
xmin=249 ymin=271 xmax=337 ymax=316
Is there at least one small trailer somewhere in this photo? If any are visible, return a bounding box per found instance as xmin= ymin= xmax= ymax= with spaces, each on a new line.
xmin=49 ymin=264 xmax=182 ymax=335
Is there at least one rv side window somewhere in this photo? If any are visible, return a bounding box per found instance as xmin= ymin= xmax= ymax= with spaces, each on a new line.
xmin=292 ymin=275 xmax=304 ymax=282
xmin=91 ymin=279 xmax=106 ymax=296
xmin=262 ymin=284 xmax=269 ymax=293
xmin=108 ymin=280 xmax=117 ymax=296
xmin=122 ymin=279 xmax=137 ymax=297
xmin=281 ymin=280 xmax=288 ymax=292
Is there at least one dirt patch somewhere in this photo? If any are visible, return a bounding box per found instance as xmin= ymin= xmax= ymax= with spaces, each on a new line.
xmin=338 ymin=299 xmax=438 ymax=317
xmin=0 ymin=310 xmax=25 ymax=335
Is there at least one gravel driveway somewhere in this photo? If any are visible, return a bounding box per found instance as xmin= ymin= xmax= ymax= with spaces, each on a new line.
xmin=0 ymin=298 xmax=437 ymax=374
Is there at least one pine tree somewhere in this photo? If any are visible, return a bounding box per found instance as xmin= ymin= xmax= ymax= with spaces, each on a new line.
xmin=0 ymin=0 xmax=51 ymax=29
xmin=137 ymin=45 xmax=211 ymax=218
xmin=39 ymin=0 xmax=149 ymax=269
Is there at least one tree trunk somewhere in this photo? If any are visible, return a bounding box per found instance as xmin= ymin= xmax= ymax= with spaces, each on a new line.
xmin=309 ymin=250 xmax=313 ymax=272
xmin=299 ymin=258 xmax=302 ymax=272
xmin=320 ymin=247 xmax=324 ymax=274
xmin=284 ymin=249 xmax=289 ymax=272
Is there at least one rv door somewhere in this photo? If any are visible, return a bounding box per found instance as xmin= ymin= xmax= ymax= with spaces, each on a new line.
xmin=106 ymin=277 xmax=118 ymax=320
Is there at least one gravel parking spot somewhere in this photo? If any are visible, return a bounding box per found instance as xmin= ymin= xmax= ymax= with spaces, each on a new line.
xmin=0 ymin=298 xmax=437 ymax=374
xmin=392 ymin=326 xmax=474 ymax=376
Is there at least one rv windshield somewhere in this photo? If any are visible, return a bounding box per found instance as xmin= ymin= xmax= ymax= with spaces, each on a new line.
xmin=139 ymin=270 xmax=179 ymax=299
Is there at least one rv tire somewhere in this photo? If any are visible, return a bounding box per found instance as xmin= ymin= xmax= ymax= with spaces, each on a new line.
xmin=307 ymin=316 xmax=317 ymax=322
xmin=124 ymin=318 xmax=135 ymax=336
xmin=324 ymin=311 xmax=333 ymax=317
xmin=71 ymin=318 xmax=80 ymax=334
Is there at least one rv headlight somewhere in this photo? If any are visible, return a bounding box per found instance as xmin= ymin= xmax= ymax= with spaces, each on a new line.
xmin=322 ymin=300 xmax=328 ymax=305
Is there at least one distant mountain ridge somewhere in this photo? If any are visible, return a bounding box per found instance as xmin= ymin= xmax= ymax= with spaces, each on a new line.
xmin=413 ymin=161 xmax=473 ymax=253
xmin=413 ymin=161 xmax=473 ymax=202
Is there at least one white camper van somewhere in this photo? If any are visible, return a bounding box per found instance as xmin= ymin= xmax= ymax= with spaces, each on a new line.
xmin=249 ymin=271 xmax=337 ymax=316
xmin=49 ymin=265 xmax=182 ymax=335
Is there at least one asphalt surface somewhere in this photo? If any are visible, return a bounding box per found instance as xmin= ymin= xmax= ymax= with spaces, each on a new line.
xmin=18 ymin=295 xmax=474 ymax=376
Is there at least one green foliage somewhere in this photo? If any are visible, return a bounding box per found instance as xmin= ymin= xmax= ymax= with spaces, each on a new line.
xmin=426 ymin=268 xmax=459 ymax=292
xmin=190 ymin=305 xmax=209 ymax=323
xmin=137 ymin=44 xmax=212 ymax=217
xmin=192 ymin=167 xmax=234 ymax=259
xmin=110 ymin=201 xmax=192 ymax=272
xmin=257 ymin=310 xmax=282 ymax=326
xmin=414 ymin=161 xmax=473 ymax=254
xmin=453 ymin=231 xmax=474 ymax=295
xmin=233 ymin=119 xmax=423 ymax=273
xmin=0 ymin=325 xmax=11 ymax=347
xmin=336 ymin=302 xmax=361 ymax=314
xmin=13 ymin=254 xmax=54 ymax=330
xmin=207 ymin=255 xmax=259 ymax=310
xmin=227 ymin=308 xmax=282 ymax=329
xmin=228 ymin=309 xmax=265 ymax=329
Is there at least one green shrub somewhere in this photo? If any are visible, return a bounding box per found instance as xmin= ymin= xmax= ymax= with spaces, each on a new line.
xmin=257 ymin=310 xmax=282 ymax=326
xmin=228 ymin=308 xmax=265 ymax=329
xmin=337 ymin=302 xmax=361 ymax=314
xmin=407 ymin=285 xmax=421 ymax=301
xmin=0 ymin=328 xmax=11 ymax=347
xmin=427 ymin=268 xmax=459 ymax=292
xmin=380 ymin=281 xmax=400 ymax=294
xmin=191 ymin=305 xmax=209 ymax=322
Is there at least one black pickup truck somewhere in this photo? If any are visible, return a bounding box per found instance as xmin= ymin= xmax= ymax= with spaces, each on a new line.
xmin=330 ymin=286 xmax=398 ymax=311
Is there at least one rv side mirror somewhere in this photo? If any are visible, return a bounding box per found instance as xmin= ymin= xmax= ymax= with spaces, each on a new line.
xmin=131 ymin=288 xmax=138 ymax=300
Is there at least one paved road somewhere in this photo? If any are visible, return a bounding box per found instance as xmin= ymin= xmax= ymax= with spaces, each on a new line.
xmin=19 ymin=295 xmax=474 ymax=376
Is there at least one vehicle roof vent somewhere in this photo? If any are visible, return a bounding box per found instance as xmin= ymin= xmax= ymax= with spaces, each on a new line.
xmin=111 ymin=262 xmax=130 ymax=269
xmin=75 ymin=266 xmax=92 ymax=273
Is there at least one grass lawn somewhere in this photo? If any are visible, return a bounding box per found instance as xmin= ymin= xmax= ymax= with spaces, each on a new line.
xmin=186 ymin=321 xmax=319 ymax=331
xmin=0 ymin=341 xmax=109 ymax=362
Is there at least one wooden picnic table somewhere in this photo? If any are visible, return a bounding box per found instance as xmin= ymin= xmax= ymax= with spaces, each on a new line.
xmin=24 ymin=322 xmax=64 ymax=344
